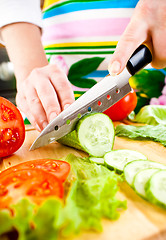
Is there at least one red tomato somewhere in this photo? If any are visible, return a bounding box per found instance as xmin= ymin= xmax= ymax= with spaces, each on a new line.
xmin=0 ymin=97 xmax=25 ymax=157
xmin=0 ymin=168 xmax=64 ymax=208
xmin=0 ymin=159 xmax=71 ymax=182
xmin=103 ymin=90 xmax=137 ymax=121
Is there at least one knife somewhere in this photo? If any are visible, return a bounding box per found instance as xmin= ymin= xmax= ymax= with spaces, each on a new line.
xmin=30 ymin=44 xmax=152 ymax=150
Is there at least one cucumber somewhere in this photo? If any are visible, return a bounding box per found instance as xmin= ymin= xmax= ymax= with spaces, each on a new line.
xmin=124 ymin=160 xmax=166 ymax=186
xmin=133 ymin=168 xmax=159 ymax=199
xmin=89 ymin=157 xmax=104 ymax=165
xmin=145 ymin=170 xmax=166 ymax=209
xmin=104 ymin=149 xmax=147 ymax=174
xmin=58 ymin=113 xmax=115 ymax=157
xmin=77 ymin=113 xmax=115 ymax=157
xmin=58 ymin=130 xmax=84 ymax=151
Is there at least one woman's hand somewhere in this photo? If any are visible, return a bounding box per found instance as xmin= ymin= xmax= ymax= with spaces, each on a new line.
xmin=16 ymin=64 xmax=75 ymax=131
xmin=1 ymin=23 xmax=74 ymax=131
xmin=109 ymin=0 xmax=166 ymax=75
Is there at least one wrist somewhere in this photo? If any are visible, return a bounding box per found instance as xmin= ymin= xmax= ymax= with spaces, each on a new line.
xmin=1 ymin=22 xmax=48 ymax=82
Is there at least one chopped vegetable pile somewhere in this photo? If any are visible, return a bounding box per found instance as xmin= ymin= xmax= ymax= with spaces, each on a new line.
xmin=0 ymin=155 xmax=126 ymax=239
xmin=1 ymin=101 xmax=166 ymax=240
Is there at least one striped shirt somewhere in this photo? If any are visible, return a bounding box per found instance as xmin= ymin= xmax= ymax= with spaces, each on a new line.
xmin=42 ymin=0 xmax=138 ymax=97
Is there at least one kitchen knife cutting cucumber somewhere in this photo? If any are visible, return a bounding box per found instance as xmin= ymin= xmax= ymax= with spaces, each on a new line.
xmin=58 ymin=113 xmax=115 ymax=157
xmin=104 ymin=149 xmax=147 ymax=174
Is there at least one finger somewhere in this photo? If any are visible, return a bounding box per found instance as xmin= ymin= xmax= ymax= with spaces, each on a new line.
xmin=151 ymin=28 xmax=166 ymax=69
xmin=15 ymin=93 xmax=41 ymax=131
xmin=49 ymin=66 xmax=75 ymax=111
xmin=35 ymin=75 xmax=62 ymax=123
xmin=108 ymin=12 xmax=148 ymax=75
xmin=25 ymin=85 xmax=48 ymax=131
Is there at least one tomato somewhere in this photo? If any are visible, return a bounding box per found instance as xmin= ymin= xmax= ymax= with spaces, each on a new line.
xmin=0 ymin=97 xmax=25 ymax=157
xmin=103 ymin=90 xmax=137 ymax=121
xmin=0 ymin=168 xmax=64 ymax=208
xmin=0 ymin=159 xmax=71 ymax=182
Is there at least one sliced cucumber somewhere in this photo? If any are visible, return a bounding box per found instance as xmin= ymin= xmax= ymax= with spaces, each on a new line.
xmin=124 ymin=160 xmax=166 ymax=186
xmin=104 ymin=149 xmax=147 ymax=173
xmin=58 ymin=112 xmax=115 ymax=157
xmin=133 ymin=168 xmax=159 ymax=199
xmin=145 ymin=170 xmax=166 ymax=209
xmin=76 ymin=113 xmax=115 ymax=157
xmin=89 ymin=157 xmax=104 ymax=165
xmin=58 ymin=130 xmax=84 ymax=151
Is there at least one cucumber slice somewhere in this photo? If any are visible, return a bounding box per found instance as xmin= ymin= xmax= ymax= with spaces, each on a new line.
xmin=58 ymin=113 xmax=115 ymax=157
xmin=133 ymin=168 xmax=159 ymax=199
xmin=124 ymin=160 xmax=166 ymax=186
xmin=104 ymin=149 xmax=147 ymax=173
xmin=76 ymin=113 xmax=115 ymax=157
xmin=145 ymin=170 xmax=166 ymax=209
xmin=89 ymin=157 xmax=104 ymax=165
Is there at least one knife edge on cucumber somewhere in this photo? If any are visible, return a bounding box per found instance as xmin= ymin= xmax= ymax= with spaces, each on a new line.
xmin=58 ymin=112 xmax=115 ymax=157
xmin=58 ymin=112 xmax=166 ymax=210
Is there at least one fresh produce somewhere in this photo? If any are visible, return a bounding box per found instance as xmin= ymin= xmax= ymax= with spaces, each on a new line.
xmin=145 ymin=170 xmax=166 ymax=209
xmin=58 ymin=112 xmax=115 ymax=157
xmin=103 ymin=148 xmax=166 ymax=209
xmin=115 ymin=124 xmax=166 ymax=147
xmin=89 ymin=156 xmax=104 ymax=165
xmin=0 ymin=159 xmax=71 ymax=182
xmin=123 ymin=159 xmax=166 ymax=186
xmin=133 ymin=168 xmax=159 ymax=199
xmin=0 ymin=159 xmax=71 ymax=209
xmin=116 ymin=104 xmax=166 ymax=147
xmin=104 ymin=149 xmax=147 ymax=174
xmin=0 ymin=154 xmax=126 ymax=239
xmin=0 ymin=97 xmax=25 ymax=157
xmin=58 ymin=111 xmax=166 ymax=210
xmin=0 ymin=104 xmax=166 ymax=240
xmin=0 ymin=168 xmax=64 ymax=208
xmin=128 ymin=105 xmax=166 ymax=125
xmin=103 ymin=90 xmax=137 ymax=121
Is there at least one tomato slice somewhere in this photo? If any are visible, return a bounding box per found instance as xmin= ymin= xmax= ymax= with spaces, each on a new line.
xmin=103 ymin=90 xmax=137 ymax=121
xmin=0 ymin=97 xmax=25 ymax=157
xmin=0 ymin=169 xmax=64 ymax=209
xmin=0 ymin=159 xmax=71 ymax=182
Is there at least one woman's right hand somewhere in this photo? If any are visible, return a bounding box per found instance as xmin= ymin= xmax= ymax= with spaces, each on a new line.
xmin=16 ymin=64 xmax=75 ymax=131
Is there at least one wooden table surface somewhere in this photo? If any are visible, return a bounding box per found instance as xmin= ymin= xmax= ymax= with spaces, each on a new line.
xmin=0 ymin=124 xmax=166 ymax=240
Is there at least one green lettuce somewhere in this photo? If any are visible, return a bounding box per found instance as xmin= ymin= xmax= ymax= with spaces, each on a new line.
xmin=116 ymin=124 xmax=166 ymax=147
xmin=0 ymin=154 xmax=126 ymax=240
xmin=128 ymin=105 xmax=166 ymax=125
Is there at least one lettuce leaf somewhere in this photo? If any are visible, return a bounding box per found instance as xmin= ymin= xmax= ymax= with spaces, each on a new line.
xmin=0 ymin=154 xmax=126 ymax=240
xmin=116 ymin=124 xmax=166 ymax=147
xmin=128 ymin=105 xmax=166 ymax=126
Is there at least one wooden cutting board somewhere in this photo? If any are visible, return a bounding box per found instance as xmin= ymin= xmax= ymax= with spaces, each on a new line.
xmin=0 ymin=124 xmax=166 ymax=240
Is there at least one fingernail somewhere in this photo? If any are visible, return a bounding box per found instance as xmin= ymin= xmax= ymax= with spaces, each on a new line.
xmin=108 ymin=61 xmax=121 ymax=76
xmin=64 ymin=104 xmax=70 ymax=110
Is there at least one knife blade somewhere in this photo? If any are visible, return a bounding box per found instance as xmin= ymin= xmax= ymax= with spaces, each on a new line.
xmin=30 ymin=45 xmax=152 ymax=150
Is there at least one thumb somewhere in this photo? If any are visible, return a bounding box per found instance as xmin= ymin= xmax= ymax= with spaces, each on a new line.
xmin=108 ymin=16 xmax=148 ymax=76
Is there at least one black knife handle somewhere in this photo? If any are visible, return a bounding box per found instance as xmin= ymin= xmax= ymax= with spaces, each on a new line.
xmin=126 ymin=44 xmax=152 ymax=76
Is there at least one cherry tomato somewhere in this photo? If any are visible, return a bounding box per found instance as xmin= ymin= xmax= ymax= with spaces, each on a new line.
xmin=0 ymin=159 xmax=71 ymax=182
xmin=103 ymin=90 xmax=137 ymax=121
xmin=0 ymin=169 xmax=64 ymax=208
xmin=0 ymin=97 xmax=25 ymax=157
